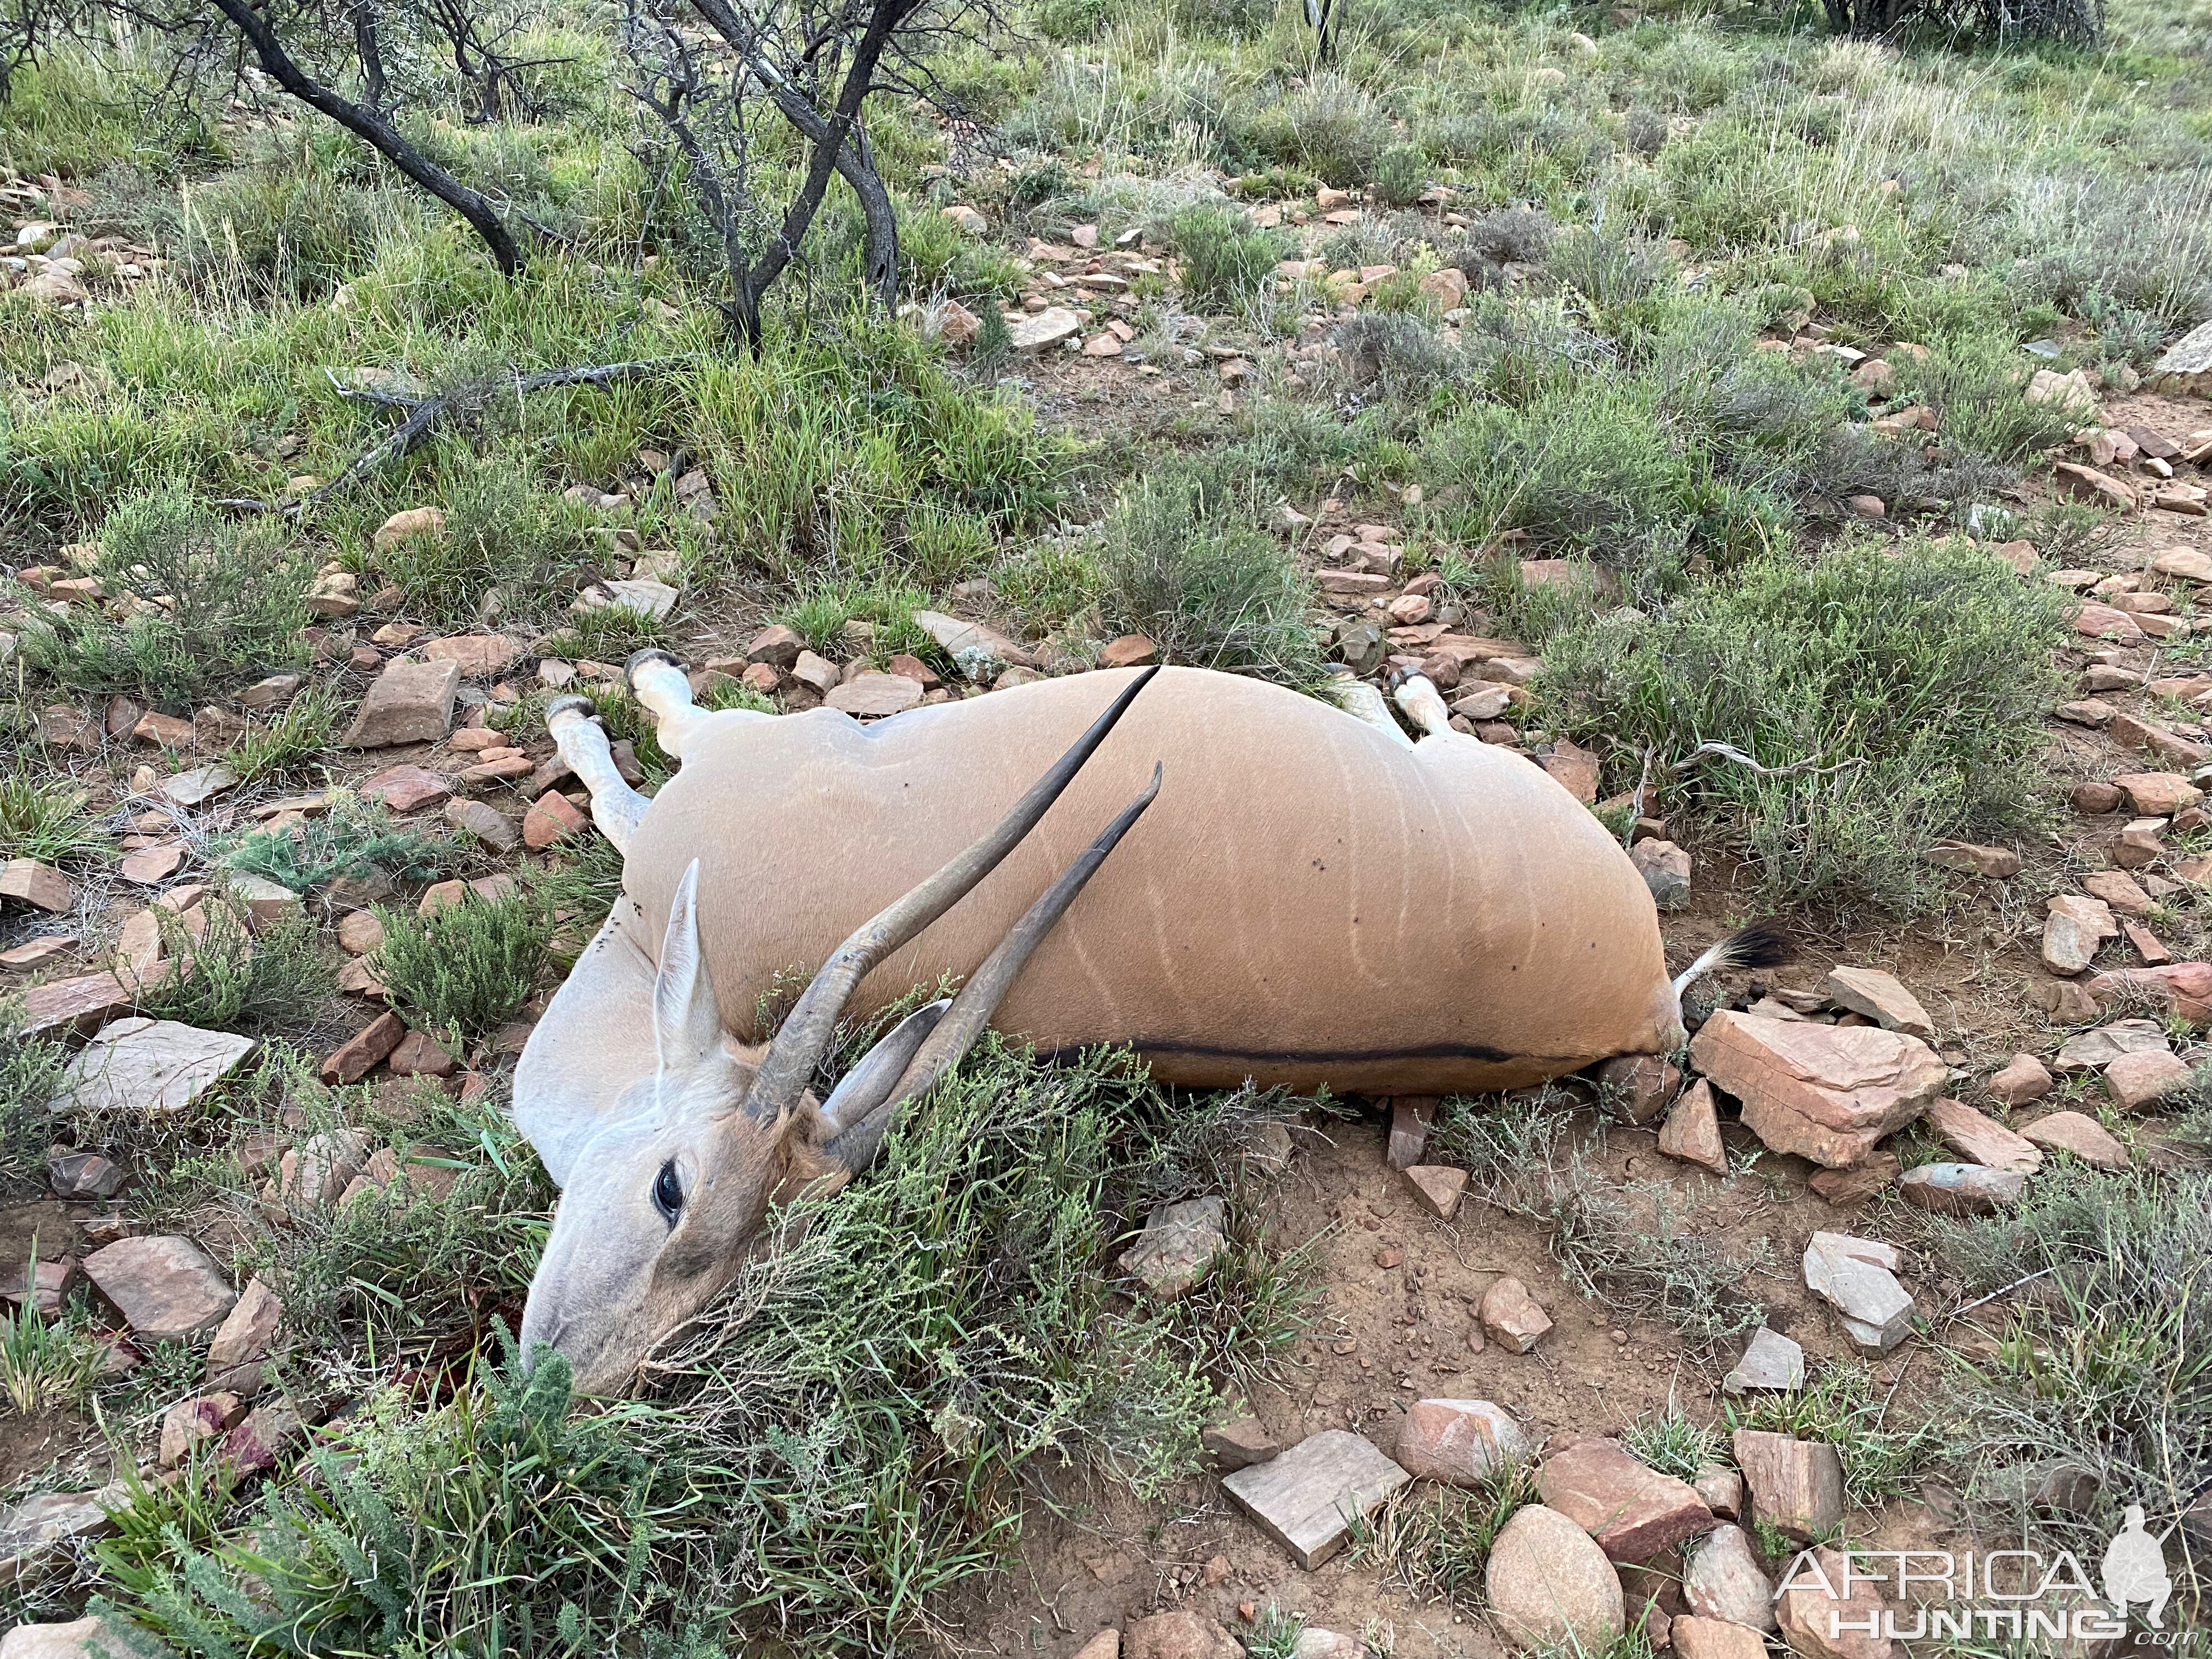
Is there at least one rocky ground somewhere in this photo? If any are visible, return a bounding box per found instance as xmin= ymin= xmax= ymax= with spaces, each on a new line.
xmin=4 ymin=336 xmax=2210 ymax=1656
xmin=4 ymin=14 xmax=2212 ymax=1651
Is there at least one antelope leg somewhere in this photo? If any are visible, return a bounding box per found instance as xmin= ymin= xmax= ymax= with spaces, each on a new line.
xmin=1324 ymin=673 xmax=1415 ymax=749
xmin=1392 ymin=673 xmax=1455 ymax=740
xmin=548 ymin=696 xmax=651 ymax=854
xmin=626 ymin=648 xmax=766 ymax=763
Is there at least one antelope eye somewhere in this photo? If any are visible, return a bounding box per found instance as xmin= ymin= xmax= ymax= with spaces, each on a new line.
xmin=651 ymin=1160 xmax=684 ymax=1224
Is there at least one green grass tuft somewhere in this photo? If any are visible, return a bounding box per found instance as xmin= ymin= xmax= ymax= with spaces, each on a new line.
xmin=0 ymin=1298 xmax=110 ymax=1415
xmin=1168 ymin=202 xmax=1285 ymax=313
xmin=0 ymin=995 xmax=70 ymax=1187
xmin=0 ymin=776 xmax=108 ymax=866
xmin=224 ymin=683 xmax=348 ymax=786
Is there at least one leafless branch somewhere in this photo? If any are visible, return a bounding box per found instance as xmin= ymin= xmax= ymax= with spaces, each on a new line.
xmin=218 ymin=359 xmax=685 ymax=514
xmin=1665 ymin=741 xmax=1864 ymax=780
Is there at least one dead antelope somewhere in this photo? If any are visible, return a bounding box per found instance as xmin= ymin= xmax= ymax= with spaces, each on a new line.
xmin=515 ymin=654 xmax=1777 ymax=1393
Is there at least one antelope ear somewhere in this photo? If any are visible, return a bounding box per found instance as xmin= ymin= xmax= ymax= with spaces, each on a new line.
xmin=652 ymin=860 xmax=724 ymax=1076
xmin=770 ymin=1137 xmax=850 ymax=1208
xmin=819 ymin=999 xmax=952 ymax=1135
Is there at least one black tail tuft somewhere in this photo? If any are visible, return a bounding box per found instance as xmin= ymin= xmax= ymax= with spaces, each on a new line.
xmin=1723 ymin=920 xmax=1795 ymax=972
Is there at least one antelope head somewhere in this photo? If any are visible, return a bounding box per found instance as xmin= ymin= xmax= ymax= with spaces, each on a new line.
xmin=517 ymin=667 xmax=1164 ymax=1395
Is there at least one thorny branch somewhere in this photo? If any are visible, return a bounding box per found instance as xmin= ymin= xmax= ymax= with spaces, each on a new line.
xmin=6 ymin=0 xmax=539 ymax=272
xmin=621 ymin=0 xmax=995 ymax=347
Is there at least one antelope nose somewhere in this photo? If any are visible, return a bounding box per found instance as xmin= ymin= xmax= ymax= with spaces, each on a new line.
xmin=517 ymin=1304 xmax=567 ymax=1371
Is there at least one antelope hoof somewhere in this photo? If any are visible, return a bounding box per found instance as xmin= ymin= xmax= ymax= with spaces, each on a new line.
xmin=546 ymin=693 xmax=598 ymax=725
xmin=625 ymin=647 xmax=683 ymax=690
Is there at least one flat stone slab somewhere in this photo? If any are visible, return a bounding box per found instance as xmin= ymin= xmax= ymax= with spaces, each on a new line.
xmin=2152 ymin=316 xmax=2212 ymax=380
xmin=1221 ymin=1430 xmax=1410 ymax=1568
xmin=596 ymin=578 xmax=678 ymax=620
xmin=2055 ymin=1018 xmax=2168 ymax=1073
xmin=345 ymin=658 xmax=461 ymax=747
xmin=2019 ymin=1110 xmax=2129 ymax=1169
xmin=1007 ymin=306 xmax=1083 ymax=351
xmin=83 ymin=1234 xmax=236 ymax=1342
xmin=1823 ymin=966 xmax=1934 ymax=1039
xmin=1733 ymin=1430 xmax=1844 ymax=1543
xmin=911 ymin=610 xmax=1036 ymax=671
xmin=1899 ymin=1161 xmax=2025 ymax=1215
xmin=2106 ymin=1048 xmax=2192 ymax=1109
xmin=1403 ymin=1164 xmax=1466 ymax=1219
xmin=826 ymin=673 xmax=925 ymax=718
xmin=1723 ymin=1325 xmax=1805 ymax=1396
xmin=160 ymin=765 xmax=238 ymax=808
xmin=1689 ymin=1012 xmax=1944 ymax=1168
xmin=1684 ymin=1523 xmax=1775 ymax=1631
xmin=50 ymin=1017 xmax=257 ymax=1118
xmin=1658 ymin=1079 xmax=1728 ymax=1174
xmin=0 ymin=1487 xmax=127 ymax=1587
xmin=0 ymin=1615 xmax=170 ymax=1657
xmin=1803 ymin=1231 xmax=1914 ymax=1353
xmin=16 ymin=973 xmax=129 ymax=1038
xmin=1926 ymin=1097 xmax=2042 ymax=1174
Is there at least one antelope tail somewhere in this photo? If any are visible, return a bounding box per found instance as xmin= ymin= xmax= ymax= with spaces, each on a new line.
xmin=1671 ymin=921 xmax=1795 ymax=998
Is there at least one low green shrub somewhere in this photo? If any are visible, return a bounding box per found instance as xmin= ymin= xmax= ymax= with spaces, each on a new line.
xmin=1093 ymin=467 xmax=1324 ymax=686
xmin=222 ymin=799 xmax=451 ymax=895
xmin=1168 ymin=202 xmax=1285 ymax=313
xmin=98 ymin=1342 xmax=716 ymax=1656
xmin=15 ymin=488 xmax=313 ymax=707
xmin=1927 ymin=1165 xmax=2208 ymax=1621
xmin=1892 ymin=339 xmax=2081 ymax=465
xmin=1349 ymin=1459 xmax=1541 ymax=1611
xmin=370 ymin=887 xmax=554 ymax=1042
xmin=1535 ymin=539 xmax=2071 ymax=915
xmin=1727 ymin=1359 xmax=1943 ymax=1511
xmin=0 ymin=1300 xmax=110 ymax=1415
xmin=1237 ymin=77 xmax=1392 ymax=185
xmin=238 ymin=1086 xmax=555 ymax=1347
xmin=1372 ymin=144 xmax=1431 ymax=209
xmin=135 ymin=905 xmax=336 ymax=1036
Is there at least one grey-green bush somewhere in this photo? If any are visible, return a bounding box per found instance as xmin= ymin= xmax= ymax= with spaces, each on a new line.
xmin=1535 ymin=539 xmax=2071 ymax=915
xmin=1169 ymin=202 xmax=1285 ymax=312
xmin=1095 ymin=467 xmax=1324 ymax=686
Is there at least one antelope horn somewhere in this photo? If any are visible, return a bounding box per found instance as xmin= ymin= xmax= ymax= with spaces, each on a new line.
xmin=743 ymin=664 xmax=1161 ymax=1118
xmin=822 ymin=762 xmax=1163 ymax=1173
